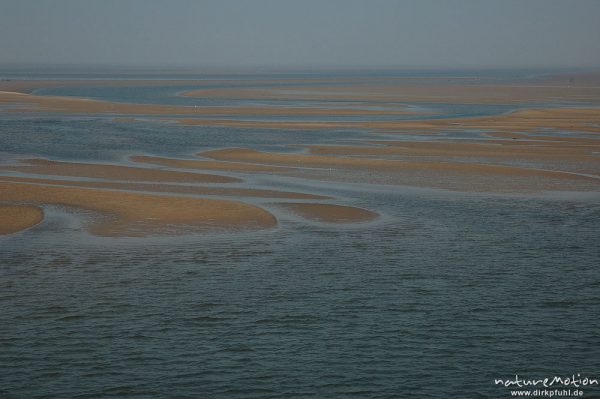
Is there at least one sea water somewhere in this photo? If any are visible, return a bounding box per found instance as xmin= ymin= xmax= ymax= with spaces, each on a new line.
xmin=1 ymin=71 xmax=599 ymax=398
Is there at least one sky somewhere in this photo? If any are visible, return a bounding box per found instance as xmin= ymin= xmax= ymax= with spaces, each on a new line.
xmin=1 ymin=0 xmax=600 ymax=69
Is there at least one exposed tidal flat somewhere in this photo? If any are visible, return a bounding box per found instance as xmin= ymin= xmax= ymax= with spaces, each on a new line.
xmin=1 ymin=70 xmax=600 ymax=398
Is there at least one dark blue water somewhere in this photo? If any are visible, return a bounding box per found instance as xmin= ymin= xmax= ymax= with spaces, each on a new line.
xmin=1 ymin=75 xmax=600 ymax=398
xmin=2 ymin=188 xmax=599 ymax=398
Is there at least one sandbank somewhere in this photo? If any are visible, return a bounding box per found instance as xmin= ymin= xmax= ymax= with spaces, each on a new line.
xmin=383 ymin=108 xmax=600 ymax=134
xmin=306 ymin=141 xmax=600 ymax=161
xmin=0 ymin=204 xmax=44 ymax=235
xmin=164 ymin=106 xmax=600 ymax=134
xmin=164 ymin=117 xmax=363 ymax=130
xmin=0 ymin=175 xmax=328 ymax=200
xmin=0 ymin=90 xmax=418 ymax=117
xmin=199 ymin=147 xmax=599 ymax=192
xmin=201 ymin=148 xmax=596 ymax=181
xmin=182 ymin=80 xmax=600 ymax=104
xmin=278 ymin=203 xmax=378 ymax=223
xmin=131 ymin=155 xmax=286 ymax=172
xmin=1 ymin=158 xmax=240 ymax=183
xmin=0 ymin=182 xmax=276 ymax=236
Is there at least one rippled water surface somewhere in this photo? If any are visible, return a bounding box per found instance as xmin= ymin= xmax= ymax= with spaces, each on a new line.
xmin=1 ymin=74 xmax=600 ymax=398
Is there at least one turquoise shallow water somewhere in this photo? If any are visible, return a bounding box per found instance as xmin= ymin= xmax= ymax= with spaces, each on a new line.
xmin=1 ymin=73 xmax=600 ymax=398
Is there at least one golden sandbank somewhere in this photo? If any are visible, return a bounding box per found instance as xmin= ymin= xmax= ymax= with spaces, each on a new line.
xmin=163 ymin=106 xmax=600 ymax=134
xmin=198 ymin=147 xmax=599 ymax=192
xmin=306 ymin=141 xmax=594 ymax=159
xmin=0 ymin=204 xmax=44 ymax=235
xmin=303 ymin=141 xmax=600 ymax=174
xmin=201 ymin=148 xmax=596 ymax=182
xmin=0 ymin=77 xmax=361 ymax=95
xmin=0 ymin=175 xmax=328 ymax=200
xmin=279 ymin=203 xmax=378 ymax=223
xmin=0 ymin=182 xmax=276 ymax=236
xmin=131 ymin=155 xmax=286 ymax=172
xmin=163 ymin=117 xmax=364 ymax=130
xmin=182 ymin=80 xmax=600 ymax=104
xmin=0 ymin=90 xmax=418 ymax=117
xmin=383 ymin=108 xmax=600 ymax=134
xmin=1 ymin=158 xmax=239 ymax=183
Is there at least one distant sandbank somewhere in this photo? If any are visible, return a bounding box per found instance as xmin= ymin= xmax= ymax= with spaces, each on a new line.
xmin=0 ymin=90 xmax=419 ymax=117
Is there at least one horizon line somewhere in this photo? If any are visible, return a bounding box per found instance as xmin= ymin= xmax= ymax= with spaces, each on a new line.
xmin=2 ymin=63 xmax=600 ymax=73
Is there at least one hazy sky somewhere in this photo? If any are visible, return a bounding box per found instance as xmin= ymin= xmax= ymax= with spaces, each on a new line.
xmin=1 ymin=0 xmax=600 ymax=69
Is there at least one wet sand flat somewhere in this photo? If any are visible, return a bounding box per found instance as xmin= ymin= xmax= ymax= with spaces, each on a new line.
xmin=131 ymin=155 xmax=286 ymax=173
xmin=1 ymin=75 xmax=599 ymax=210
xmin=183 ymin=79 xmax=600 ymax=104
xmin=1 ymin=159 xmax=240 ymax=183
xmin=0 ymin=181 xmax=276 ymax=236
xmin=164 ymin=106 xmax=600 ymax=134
xmin=0 ymin=79 xmax=203 ymax=94
xmin=201 ymin=148 xmax=597 ymax=182
xmin=163 ymin=118 xmax=365 ymax=130
xmin=199 ymin=147 xmax=599 ymax=192
xmin=279 ymin=203 xmax=378 ymax=223
xmin=484 ymin=132 xmax=600 ymax=145
xmin=382 ymin=108 xmax=600 ymax=134
xmin=0 ymin=90 xmax=419 ymax=117
xmin=306 ymin=141 xmax=600 ymax=162
xmin=0 ymin=175 xmax=328 ymax=200
xmin=0 ymin=77 xmax=363 ymax=95
xmin=304 ymin=141 xmax=600 ymax=175
xmin=0 ymin=204 xmax=44 ymax=235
